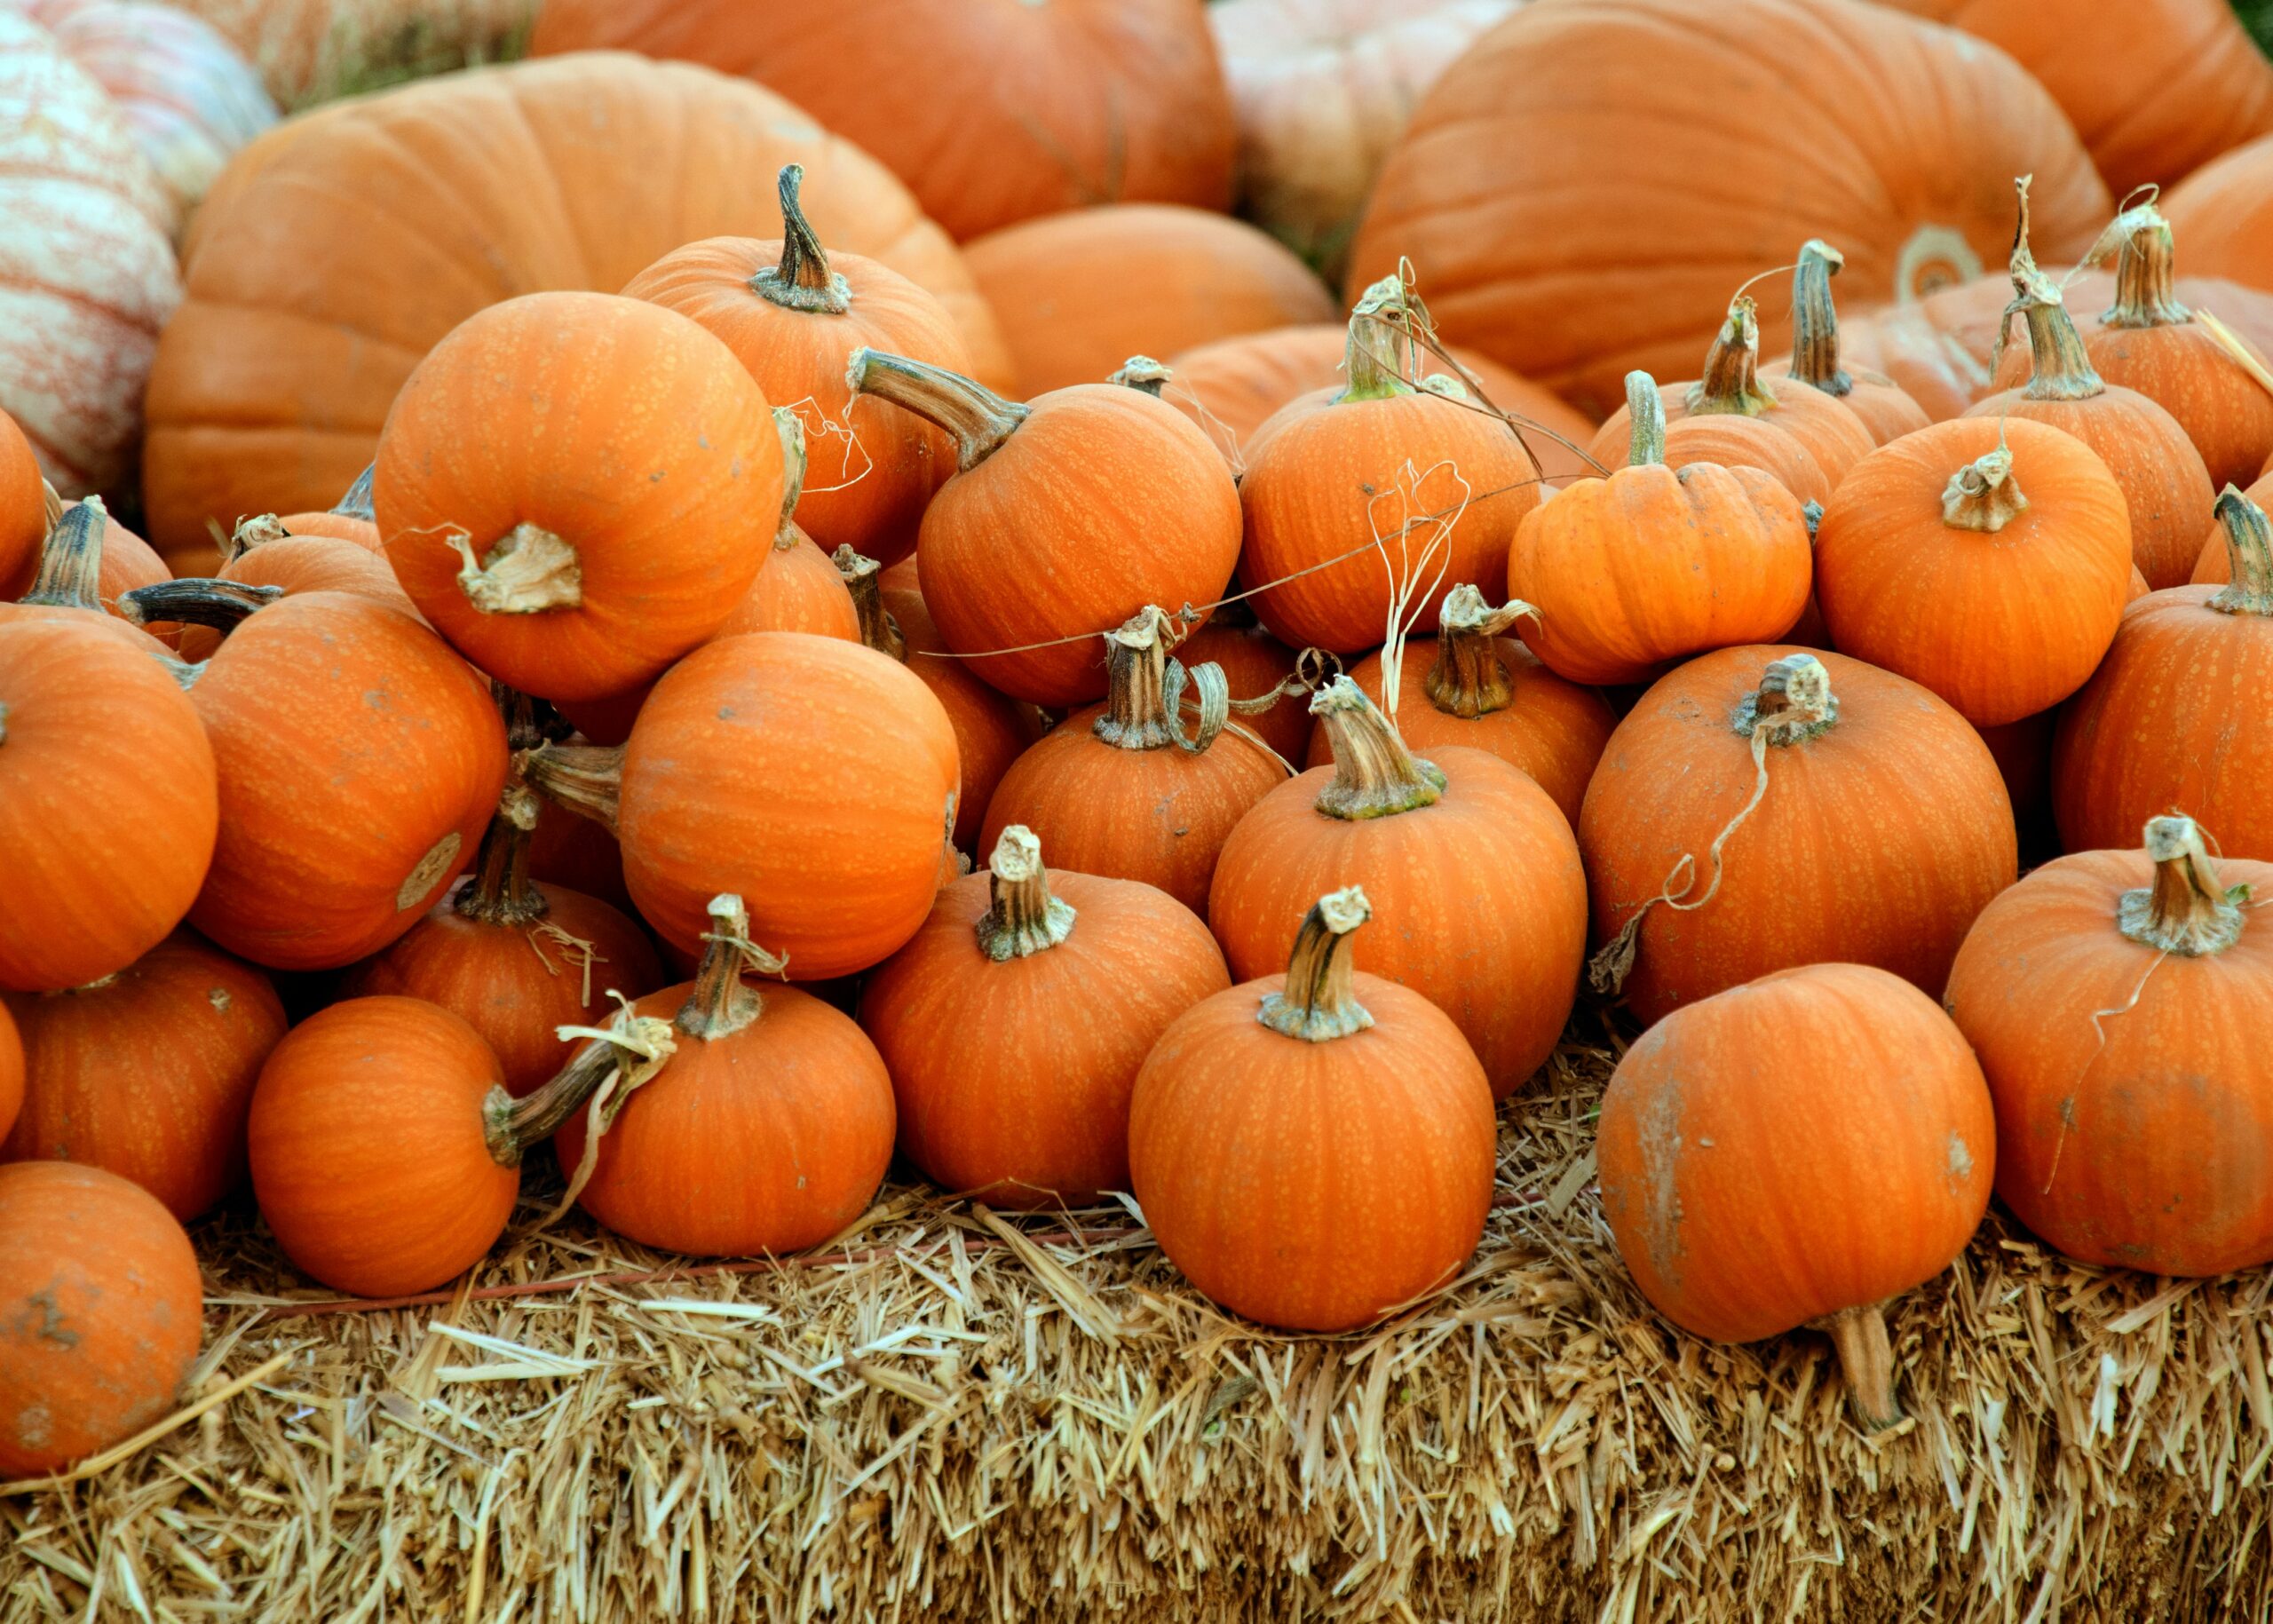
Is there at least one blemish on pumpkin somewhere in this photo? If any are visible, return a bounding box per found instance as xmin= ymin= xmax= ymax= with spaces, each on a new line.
xmin=27 ymin=1287 xmax=77 ymax=1347
xmin=1637 ymin=1082 xmax=1688 ymax=1292
xmin=14 ymin=1401 xmax=51 ymax=1450
xmin=1947 ymin=1132 xmax=1975 ymax=1184
xmin=396 ymin=831 xmax=463 ymax=911
xmin=208 ymin=987 xmax=232 ymax=1012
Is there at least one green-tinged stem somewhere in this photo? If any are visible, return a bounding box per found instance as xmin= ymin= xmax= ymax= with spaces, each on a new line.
xmin=1423 ymin=584 xmax=1538 ymax=718
xmin=1685 ymin=297 xmax=1777 ymax=417
xmin=336 ymin=463 xmax=376 ymax=522
xmin=847 ymin=348 xmax=1028 ymax=471
xmin=1108 ymin=357 xmax=1170 ymax=396
xmin=1787 ymin=240 xmax=1852 ymax=395
xmin=1341 ymin=275 xmax=1421 ymax=402
xmin=751 ymin=163 xmax=851 ymax=315
xmin=1309 ymin=675 xmax=1445 ymax=819
xmin=1625 ymin=372 xmax=1667 ymax=466
xmin=1941 ymin=437 xmax=2029 ymax=532
xmin=2208 ymin=487 xmax=2273 ymax=615
xmin=974 ymin=826 xmax=1076 ymax=960
xmin=20 ymin=498 xmax=107 ymax=611
xmin=519 ymin=742 xmax=624 ymax=836
xmin=116 ymin=578 xmax=281 ymax=631
xmin=1818 ymin=1303 xmax=1903 ymax=1431
xmin=2119 ymin=815 xmax=2247 ymax=955
xmin=1257 ymin=887 xmax=1376 ymax=1042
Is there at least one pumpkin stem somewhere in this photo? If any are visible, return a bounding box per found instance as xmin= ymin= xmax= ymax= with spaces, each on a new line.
xmin=1996 ymin=176 xmax=2105 ymax=402
xmin=1423 ymin=584 xmax=1540 ymax=718
xmin=222 ymin=513 xmax=289 ymax=563
xmin=677 ymin=893 xmax=790 ymax=1041
xmin=1258 ymin=886 xmax=1377 ymax=1042
xmin=2119 ymin=814 xmax=2247 ymax=955
xmin=1738 ymin=653 xmax=1839 ymax=742
xmin=448 ymin=522 xmax=582 ymax=615
xmin=1818 ymin=1303 xmax=1904 ymax=1431
xmin=1108 ymin=356 xmax=1170 ymax=397
xmin=772 ymin=408 xmax=809 ymax=547
xmin=20 ymin=497 xmax=108 ymax=612
xmin=115 ymin=577 xmax=282 ymax=632
xmin=454 ymin=782 xmax=549 ymax=927
xmin=1091 ymin=606 xmax=1232 ymax=754
xmin=519 ymin=741 xmax=625 ymax=836
xmin=1786 ymin=240 xmax=1853 ymax=396
xmin=1941 ymin=432 xmax=2031 ymax=533
xmin=975 ymin=826 xmax=1078 ymax=960
xmin=847 ymin=348 xmax=1029 ymax=471
xmin=1624 ymin=372 xmax=1667 ymax=465
xmin=1342 ymin=277 xmax=1422 ymax=402
xmin=1685 ymin=297 xmax=1777 ymax=418
xmin=2099 ymin=198 xmax=2190 ymax=329
xmin=336 ymin=463 xmax=376 ymax=522
xmin=1309 ymin=674 xmax=1446 ymax=820
xmin=752 ymin=163 xmax=851 ymax=315
xmin=2208 ymin=486 xmax=2273 ymax=615
xmin=483 ymin=1003 xmax=679 ymax=1165
xmin=834 ymin=544 xmax=906 ymax=660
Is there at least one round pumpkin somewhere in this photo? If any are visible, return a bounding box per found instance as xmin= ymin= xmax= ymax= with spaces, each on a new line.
xmin=1598 ymin=962 xmax=1994 ymax=1430
xmin=2052 ymin=487 xmax=2273 ymax=860
xmin=1946 ymin=814 xmax=2273 ymax=1276
xmin=1814 ymin=417 xmax=2132 ymax=726
xmin=1211 ymin=675 xmax=1586 ymax=1097
xmin=860 ymin=826 xmax=1230 ymax=1208
xmin=272 ymin=464 xmax=378 ymax=550
xmin=143 ymin=52 xmax=1009 ymax=554
xmin=1129 ymin=884 xmax=1495 ymax=1332
xmin=1511 ymin=374 xmax=1813 ymax=686
xmin=2164 ymin=132 xmax=2273 ymax=294
xmin=169 ymin=512 xmax=420 ymax=663
xmin=849 ymin=350 xmax=1241 ymax=707
xmin=1348 ymin=0 xmax=2111 ymax=417
xmin=0 ymin=1161 xmax=202 ymax=1477
xmin=1580 ymin=648 xmax=2016 ymax=1027
xmin=1758 ymin=240 xmax=1933 ymax=446
xmin=3 ymin=933 xmax=284 ymax=1219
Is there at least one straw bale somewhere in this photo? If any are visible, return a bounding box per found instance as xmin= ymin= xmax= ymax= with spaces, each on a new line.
xmin=4 ymin=1026 xmax=2269 ymax=1622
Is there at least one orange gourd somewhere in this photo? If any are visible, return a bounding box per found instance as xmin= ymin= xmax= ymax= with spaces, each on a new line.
xmin=1580 ymin=650 xmax=2016 ymax=1027
xmin=1598 ymin=962 xmax=1994 ymax=1430
xmin=1759 ymin=241 xmax=1933 ymax=446
xmin=0 ymin=408 xmax=44 ymax=599
xmin=2165 ymin=132 xmax=2273 ymax=293
xmin=1210 ymin=676 xmax=1585 ymax=1097
xmin=272 ymin=465 xmax=379 ymax=551
xmin=0 ymin=1005 xmax=17 ymax=1142
xmin=157 ymin=508 xmax=422 ymax=662
xmin=4 ymin=933 xmax=284 ymax=1219
xmin=1129 ymin=885 xmax=1495 ymax=1331
xmin=2192 ymin=467 xmax=2273 ymax=583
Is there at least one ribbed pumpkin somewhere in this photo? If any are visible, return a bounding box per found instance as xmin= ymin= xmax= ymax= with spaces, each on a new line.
xmin=554 ymin=894 xmax=896 ymax=1256
xmin=1968 ymin=186 xmax=2214 ymax=590
xmin=1308 ymin=584 xmax=1613 ymax=828
xmin=1511 ymin=375 xmax=1813 ymax=686
xmin=2164 ymin=133 xmax=2273 ymax=293
xmin=2052 ymin=489 xmax=2273 ymax=860
xmin=1581 ymin=649 xmax=2016 ymax=1027
xmin=523 ymin=633 xmax=960 ymax=977
xmin=1598 ymin=962 xmax=1994 ymax=1430
xmin=1758 ymin=241 xmax=1933 ymax=446
xmin=376 ymin=291 xmax=782 ymax=703
xmin=964 ymin=205 xmax=1335 ymax=398
xmin=186 ymin=591 xmax=509 ymax=971
xmin=1211 ymin=676 xmax=1585 ymax=1097
xmin=847 ymin=350 xmax=1241 ymax=706
xmin=622 ymin=166 xmax=966 ymax=567
xmin=1814 ymin=417 xmax=2132 ymax=726
xmin=3 ymin=933 xmax=284 ymax=1219
xmin=980 ymin=607 xmax=1286 ymax=916
xmin=0 ymin=615 xmax=217 ymax=994
xmin=0 ymin=409 xmax=44 ymax=599
xmin=1129 ymin=885 xmax=1495 ymax=1331
xmin=1168 ymin=610 xmax=1316 ymax=764
xmin=1239 ymin=279 xmax=1545 ymax=654
xmin=1947 ymin=814 xmax=2273 ymax=1276
xmin=860 ymin=827 xmax=1229 ymax=1207
xmin=0 ymin=1161 xmax=202 ymax=1477
xmin=1349 ymin=0 xmax=2110 ymax=416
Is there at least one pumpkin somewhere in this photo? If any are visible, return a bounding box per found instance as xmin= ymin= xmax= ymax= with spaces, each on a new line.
xmin=622 ymin=166 xmax=967 ymax=568
xmin=0 ymin=13 xmax=179 ymax=495
xmin=170 ymin=0 xmax=531 ymax=107
xmin=1169 ymin=610 xmax=1317 ymax=764
xmin=848 ymin=349 xmax=1241 ymax=707
xmin=1581 ymin=649 xmax=2016 ymax=1027
xmin=186 ymin=590 xmax=509 ymax=970
xmin=1348 ymin=0 xmax=2110 ymax=417
xmin=554 ymin=894 xmax=896 ymax=1257
xmin=1967 ymin=184 xmax=2214 ymax=590
xmin=2052 ymin=488 xmax=2273 ymax=860
xmin=142 ymin=53 xmax=1010 ymax=554
xmin=979 ymin=607 xmax=1286 ymax=916
xmin=0 ymin=409 xmax=41 ymax=598
xmin=1238 ymin=279 xmax=1545 ymax=654
xmin=1813 ymin=417 xmax=2132 ymax=726
xmin=526 ymin=774 xmax=634 ymax=916
xmin=1946 ymin=813 xmax=2273 ymax=1276
xmin=0 ymin=615 xmax=217 ymax=994
xmin=2193 ymin=469 xmax=2273 ymax=583
xmin=1511 ymin=374 xmax=1813 ymax=686
xmin=0 ymin=1004 xmax=17 ymax=1142
xmin=2164 ymin=132 xmax=2273 ymax=293
xmin=273 ymin=464 xmax=378 ymax=550
xmin=0 ymin=1161 xmax=202 ymax=1477
xmin=522 ymin=632 xmax=960 ymax=978
xmin=1307 ymin=584 xmax=1614 ymax=828
xmin=859 ymin=826 xmax=1229 ymax=1208
xmin=1210 ymin=676 xmax=1585 ymax=1097
xmin=1758 ymin=241 xmax=1932 ymax=446
xmin=1129 ymin=884 xmax=1495 ymax=1331
xmin=3 ymin=932 xmax=284 ymax=1219
xmin=162 ymin=509 xmax=419 ymax=663
xmin=528 ymin=0 xmax=1236 ymax=243
xmin=1598 ymin=962 xmax=1994 ymax=1430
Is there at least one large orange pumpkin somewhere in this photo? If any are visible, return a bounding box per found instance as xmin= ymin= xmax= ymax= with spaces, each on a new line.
xmin=2164 ymin=133 xmax=2273 ymax=294
xmin=1348 ymin=0 xmax=2110 ymax=417
xmin=1129 ymin=885 xmax=1495 ymax=1332
xmin=1758 ymin=240 xmax=1933 ymax=446
xmin=141 ymin=52 xmax=1009 ymax=553
xmin=1598 ymin=962 xmax=1994 ymax=1430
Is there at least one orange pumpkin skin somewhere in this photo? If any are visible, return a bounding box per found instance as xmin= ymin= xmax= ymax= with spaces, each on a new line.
xmin=1814 ymin=417 xmax=2133 ymax=726
xmin=1594 ymin=410 xmax=1832 ymax=507
xmin=1598 ymin=963 xmax=1994 ymax=1343
xmin=859 ymin=837 xmax=1231 ymax=1207
xmin=1581 ymin=647 xmax=2016 ymax=1027
xmin=1946 ymin=829 xmax=2273 ymax=1276
xmin=175 ymin=527 xmax=423 ymax=662
xmin=1173 ymin=615 xmax=1314 ymax=764
xmin=0 ymin=1003 xmax=20 ymax=1142
xmin=527 ymin=796 xmax=634 ymax=917
xmin=0 ymin=1161 xmax=202 ymax=1477
xmin=733 ymin=531 xmax=859 ymax=643
xmin=186 ymin=593 xmax=509 ymax=971
xmin=0 ymin=409 xmax=44 ymax=599
xmin=376 ymin=291 xmax=781 ymax=702
xmin=247 ymin=997 xmax=517 ymax=1298
xmin=2165 ymin=134 xmax=2273 ymax=294
xmin=3 ymin=934 xmax=285 ymax=1220
xmin=867 ymin=583 xmax=1041 ymax=852
xmin=1754 ymin=363 xmax=1929 ymax=448
xmin=0 ymin=618 xmax=218 ymax=994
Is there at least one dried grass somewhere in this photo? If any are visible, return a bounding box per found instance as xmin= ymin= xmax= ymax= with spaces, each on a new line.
xmin=4 ymin=1019 xmax=2269 ymax=1622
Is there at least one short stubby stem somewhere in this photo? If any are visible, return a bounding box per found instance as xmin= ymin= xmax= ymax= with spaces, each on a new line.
xmin=836 ymin=545 xmax=906 ymax=660
xmin=450 ymin=523 xmax=582 ymax=615
xmin=2101 ymin=202 xmax=2190 ymax=329
xmin=20 ymin=497 xmax=107 ymax=611
xmin=224 ymin=514 xmax=291 ymax=561
xmin=454 ymin=794 xmax=548 ymax=927
xmin=1733 ymin=654 xmax=1838 ymax=745
xmin=1786 ymin=239 xmax=1853 ymax=395
xmin=1941 ymin=440 xmax=2030 ymax=532
xmin=1108 ymin=357 xmax=1170 ymax=397
xmin=2208 ymin=487 xmax=2273 ymax=616
xmin=1341 ymin=276 xmax=1424 ymax=402
xmin=1310 ymin=676 xmax=1445 ymax=820
xmin=1817 ymin=1303 xmax=1903 ymax=1431
xmin=1094 ymin=606 xmax=1181 ymax=750
xmin=2119 ymin=814 xmax=2245 ymax=955
xmin=847 ymin=349 xmax=1029 ymax=471
xmin=1424 ymin=584 xmax=1537 ymax=718
xmin=1685 ymin=297 xmax=1777 ymax=418
xmin=1258 ymin=886 xmax=1377 ymax=1042
xmin=750 ymin=163 xmax=851 ymax=315
xmin=676 ymin=893 xmax=789 ymax=1041
xmin=975 ymin=826 xmax=1077 ymax=960
xmin=1625 ymin=372 xmax=1667 ymax=466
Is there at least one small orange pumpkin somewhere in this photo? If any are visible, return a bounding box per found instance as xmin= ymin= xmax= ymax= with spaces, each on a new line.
xmin=1759 ymin=240 xmax=1933 ymax=445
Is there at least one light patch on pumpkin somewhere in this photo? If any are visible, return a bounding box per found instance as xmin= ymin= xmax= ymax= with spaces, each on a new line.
xmin=207 ymin=986 xmax=231 ymax=1012
xmin=396 ymin=830 xmax=463 ymax=912
xmin=1946 ymin=1131 xmax=1975 ymax=1186
xmin=1638 ymin=1079 xmax=1687 ymax=1294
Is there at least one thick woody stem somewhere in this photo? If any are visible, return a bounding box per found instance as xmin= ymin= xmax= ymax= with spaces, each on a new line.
xmin=1786 ymin=240 xmax=1853 ymax=395
xmin=847 ymin=348 xmax=1029 ymax=471
xmin=454 ymin=787 xmax=548 ymax=927
xmin=1818 ymin=1304 xmax=1904 ymax=1431
xmin=1093 ymin=606 xmax=1181 ymax=750
xmin=1999 ymin=176 xmax=2105 ymax=401
xmin=2119 ymin=815 xmax=2246 ymax=955
xmin=974 ymin=826 xmax=1077 ymax=960
xmin=1309 ymin=675 xmax=1446 ymax=819
xmin=2102 ymin=202 xmax=2190 ymax=329
xmin=1941 ymin=437 xmax=2030 ymax=532
xmin=1625 ymin=372 xmax=1667 ymax=466
xmin=675 ymin=893 xmax=788 ymax=1040
xmin=772 ymin=408 xmax=809 ymax=545
xmin=751 ymin=163 xmax=851 ymax=315
xmin=1257 ymin=886 xmax=1377 ymax=1042
xmin=116 ymin=578 xmax=282 ymax=631
xmin=20 ymin=497 xmax=107 ymax=611
xmin=482 ymin=1009 xmax=677 ymax=1163
xmin=1424 ymin=584 xmax=1539 ymax=717
xmin=835 ymin=544 xmax=906 ymax=660
xmin=2208 ymin=486 xmax=2273 ymax=616
xmin=518 ymin=742 xmax=624 ymax=836
xmin=1108 ymin=357 xmax=1170 ymax=396
xmin=1685 ymin=297 xmax=1777 ymax=417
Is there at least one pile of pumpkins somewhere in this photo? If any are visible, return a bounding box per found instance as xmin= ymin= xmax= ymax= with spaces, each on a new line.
xmin=8 ymin=0 xmax=2273 ymax=1480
